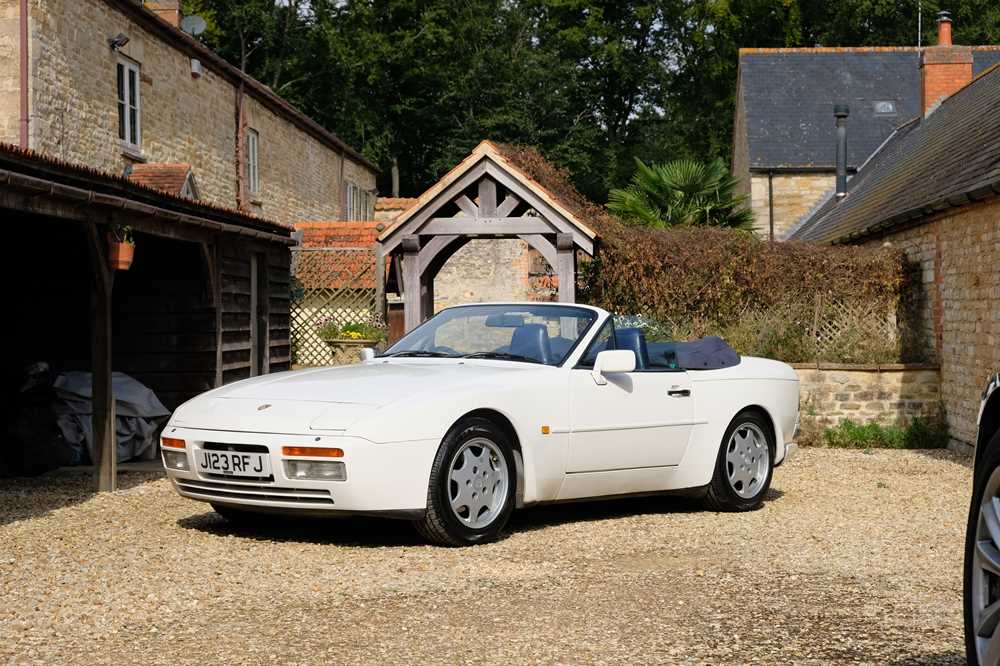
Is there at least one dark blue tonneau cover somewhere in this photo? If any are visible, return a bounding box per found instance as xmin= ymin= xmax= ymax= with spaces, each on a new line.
xmin=648 ymin=336 xmax=741 ymax=371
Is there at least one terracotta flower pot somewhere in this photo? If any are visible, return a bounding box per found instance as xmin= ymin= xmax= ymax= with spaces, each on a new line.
xmin=106 ymin=235 xmax=135 ymax=271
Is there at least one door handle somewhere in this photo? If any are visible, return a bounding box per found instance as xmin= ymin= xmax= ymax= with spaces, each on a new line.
xmin=668 ymin=388 xmax=691 ymax=397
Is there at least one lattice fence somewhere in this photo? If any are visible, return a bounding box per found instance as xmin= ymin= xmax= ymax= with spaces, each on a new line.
xmin=290 ymin=247 xmax=379 ymax=367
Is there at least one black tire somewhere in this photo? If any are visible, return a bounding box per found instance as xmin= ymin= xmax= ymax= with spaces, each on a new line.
xmin=964 ymin=429 xmax=1000 ymax=665
xmin=704 ymin=410 xmax=775 ymax=512
xmin=414 ymin=417 xmax=517 ymax=547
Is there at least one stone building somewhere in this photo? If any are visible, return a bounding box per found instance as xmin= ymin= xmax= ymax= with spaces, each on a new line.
xmin=0 ymin=0 xmax=374 ymax=488
xmin=790 ymin=33 xmax=1000 ymax=450
xmin=0 ymin=0 xmax=377 ymax=226
xmin=732 ymin=17 xmax=1000 ymax=240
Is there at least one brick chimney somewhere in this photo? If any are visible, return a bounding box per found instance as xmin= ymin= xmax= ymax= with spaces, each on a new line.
xmin=921 ymin=11 xmax=972 ymax=116
xmin=144 ymin=0 xmax=181 ymax=27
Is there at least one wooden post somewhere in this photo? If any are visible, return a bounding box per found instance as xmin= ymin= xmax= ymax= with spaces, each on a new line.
xmin=85 ymin=224 xmax=116 ymax=492
xmin=401 ymin=235 xmax=421 ymax=332
xmin=556 ymin=233 xmax=575 ymax=303
xmin=374 ymin=243 xmax=386 ymax=324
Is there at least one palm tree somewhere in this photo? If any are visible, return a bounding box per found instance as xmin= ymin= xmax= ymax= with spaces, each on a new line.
xmin=607 ymin=158 xmax=754 ymax=230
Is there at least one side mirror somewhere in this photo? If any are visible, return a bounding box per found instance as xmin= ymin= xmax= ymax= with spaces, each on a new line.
xmin=359 ymin=347 xmax=376 ymax=363
xmin=591 ymin=349 xmax=636 ymax=385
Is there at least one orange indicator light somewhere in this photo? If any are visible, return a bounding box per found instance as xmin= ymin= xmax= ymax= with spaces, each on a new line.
xmin=541 ymin=426 xmax=551 ymax=435
xmin=161 ymin=437 xmax=186 ymax=449
xmin=282 ymin=446 xmax=344 ymax=458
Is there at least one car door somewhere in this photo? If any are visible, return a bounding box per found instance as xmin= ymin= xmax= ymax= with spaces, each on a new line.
xmin=566 ymin=319 xmax=696 ymax=474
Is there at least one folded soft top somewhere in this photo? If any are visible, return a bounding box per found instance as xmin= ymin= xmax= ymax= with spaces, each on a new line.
xmin=647 ymin=336 xmax=741 ymax=370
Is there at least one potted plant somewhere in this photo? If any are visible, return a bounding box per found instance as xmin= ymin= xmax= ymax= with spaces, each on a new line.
xmin=316 ymin=319 xmax=386 ymax=365
xmin=106 ymin=225 xmax=135 ymax=271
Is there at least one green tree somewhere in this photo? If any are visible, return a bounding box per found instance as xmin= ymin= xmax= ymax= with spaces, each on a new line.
xmin=607 ymin=158 xmax=753 ymax=229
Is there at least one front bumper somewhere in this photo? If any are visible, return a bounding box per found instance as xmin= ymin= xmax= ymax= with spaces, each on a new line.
xmin=161 ymin=426 xmax=439 ymax=518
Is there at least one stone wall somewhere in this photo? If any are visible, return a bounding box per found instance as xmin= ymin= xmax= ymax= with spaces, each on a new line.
xmin=3 ymin=0 xmax=374 ymax=227
xmin=749 ymin=172 xmax=835 ymax=239
xmin=794 ymin=364 xmax=941 ymax=442
xmin=243 ymin=97 xmax=375 ymax=224
xmin=0 ymin=1 xmax=20 ymax=145
xmin=432 ymin=240 xmax=557 ymax=313
xmin=864 ymin=199 xmax=1000 ymax=448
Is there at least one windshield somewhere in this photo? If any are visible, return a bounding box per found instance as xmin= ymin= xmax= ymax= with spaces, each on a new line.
xmin=381 ymin=304 xmax=598 ymax=366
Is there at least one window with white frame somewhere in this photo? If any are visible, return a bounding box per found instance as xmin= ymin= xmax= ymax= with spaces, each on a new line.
xmin=117 ymin=58 xmax=141 ymax=149
xmin=246 ymin=129 xmax=260 ymax=197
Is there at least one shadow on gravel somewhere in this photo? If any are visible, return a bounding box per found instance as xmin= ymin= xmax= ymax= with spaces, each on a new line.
xmin=910 ymin=447 xmax=974 ymax=471
xmin=177 ymin=487 xmax=785 ymax=547
xmin=890 ymin=650 xmax=965 ymax=665
xmin=177 ymin=511 xmax=425 ymax=547
xmin=510 ymin=486 xmax=785 ymax=534
xmin=0 ymin=472 xmax=160 ymax=526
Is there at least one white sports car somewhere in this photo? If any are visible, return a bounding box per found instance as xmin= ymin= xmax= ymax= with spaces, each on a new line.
xmin=161 ymin=303 xmax=799 ymax=546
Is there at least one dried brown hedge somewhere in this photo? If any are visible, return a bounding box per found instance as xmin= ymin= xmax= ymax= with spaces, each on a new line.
xmin=586 ymin=225 xmax=905 ymax=323
xmin=497 ymin=143 xmax=909 ymax=362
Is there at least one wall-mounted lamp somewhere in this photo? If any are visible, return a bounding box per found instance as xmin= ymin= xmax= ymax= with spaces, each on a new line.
xmin=107 ymin=33 xmax=130 ymax=51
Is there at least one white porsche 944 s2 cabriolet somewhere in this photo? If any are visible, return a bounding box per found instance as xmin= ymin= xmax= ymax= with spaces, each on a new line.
xmin=161 ymin=303 xmax=799 ymax=546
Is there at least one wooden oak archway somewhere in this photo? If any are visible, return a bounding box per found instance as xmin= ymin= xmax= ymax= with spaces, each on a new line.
xmin=377 ymin=142 xmax=596 ymax=332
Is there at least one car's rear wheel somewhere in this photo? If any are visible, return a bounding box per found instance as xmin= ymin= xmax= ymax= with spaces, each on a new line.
xmin=705 ymin=410 xmax=774 ymax=512
xmin=965 ymin=430 xmax=1000 ymax=665
xmin=414 ymin=417 xmax=516 ymax=546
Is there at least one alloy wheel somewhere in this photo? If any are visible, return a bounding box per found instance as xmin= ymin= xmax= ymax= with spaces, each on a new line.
xmin=725 ymin=422 xmax=770 ymax=499
xmin=447 ymin=437 xmax=509 ymax=529
xmin=972 ymin=466 xmax=1000 ymax=665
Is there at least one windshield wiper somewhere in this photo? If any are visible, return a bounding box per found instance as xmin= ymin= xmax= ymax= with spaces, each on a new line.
xmin=379 ymin=350 xmax=454 ymax=358
xmin=461 ymin=352 xmax=541 ymax=364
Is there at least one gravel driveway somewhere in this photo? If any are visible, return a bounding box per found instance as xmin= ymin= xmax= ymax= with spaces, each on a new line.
xmin=0 ymin=449 xmax=973 ymax=665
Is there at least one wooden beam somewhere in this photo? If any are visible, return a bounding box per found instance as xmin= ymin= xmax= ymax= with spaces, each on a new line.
xmin=374 ymin=243 xmax=386 ymax=324
xmin=418 ymin=234 xmax=460 ymax=276
xmin=483 ymin=162 xmax=595 ymax=255
xmin=518 ymin=234 xmax=557 ymax=269
xmin=380 ymin=161 xmax=488 ymax=254
xmin=422 ymin=217 xmax=553 ymax=236
xmin=478 ymin=178 xmax=497 ymax=217
xmin=402 ymin=238 xmax=421 ymax=332
xmin=556 ymin=232 xmax=575 ymax=303
xmin=455 ymin=194 xmax=478 ymax=218
xmin=212 ymin=241 xmax=224 ymax=387
xmin=84 ymin=223 xmax=116 ymax=492
xmin=497 ymin=194 xmax=520 ymax=217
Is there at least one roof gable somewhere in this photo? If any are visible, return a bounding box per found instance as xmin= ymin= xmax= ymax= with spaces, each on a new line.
xmin=128 ymin=163 xmax=199 ymax=199
xmin=737 ymin=47 xmax=1000 ymax=171
xmin=378 ymin=141 xmax=597 ymax=253
xmin=789 ymin=63 xmax=1000 ymax=243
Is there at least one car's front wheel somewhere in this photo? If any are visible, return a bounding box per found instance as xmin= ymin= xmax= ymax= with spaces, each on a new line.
xmin=705 ymin=410 xmax=774 ymax=512
xmin=415 ymin=417 xmax=516 ymax=546
xmin=965 ymin=430 xmax=1000 ymax=665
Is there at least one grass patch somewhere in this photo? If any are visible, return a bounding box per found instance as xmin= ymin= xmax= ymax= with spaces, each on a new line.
xmin=823 ymin=414 xmax=949 ymax=450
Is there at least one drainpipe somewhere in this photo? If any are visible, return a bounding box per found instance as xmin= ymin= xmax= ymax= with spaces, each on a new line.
xmin=835 ymin=104 xmax=850 ymax=200
xmin=767 ymin=170 xmax=775 ymax=241
xmin=19 ymin=0 xmax=29 ymax=149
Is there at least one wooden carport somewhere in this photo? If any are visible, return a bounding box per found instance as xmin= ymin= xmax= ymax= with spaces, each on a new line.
xmin=377 ymin=141 xmax=597 ymax=331
xmin=0 ymin=145 xmax=294 ymax=491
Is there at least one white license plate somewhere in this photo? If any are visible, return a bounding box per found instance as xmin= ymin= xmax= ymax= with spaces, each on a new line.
xmin=196 ymin=450 xmax=271 ymax=477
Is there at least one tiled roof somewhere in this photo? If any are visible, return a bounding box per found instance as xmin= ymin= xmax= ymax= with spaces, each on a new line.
xmin=127 ymin=163 xmax=191 ymax=195
xmin=788 ymin=63 xmax=1000 ymax=243
xmin=374 ymin=197 xmax=418 ymax=211
xmin=0 ymin=142 xmax=290 ymax=234
xmin=737 ymin=46 xmax=1000 ymax=170
xmin=293 ymin=221 xmax=384 ymax=289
